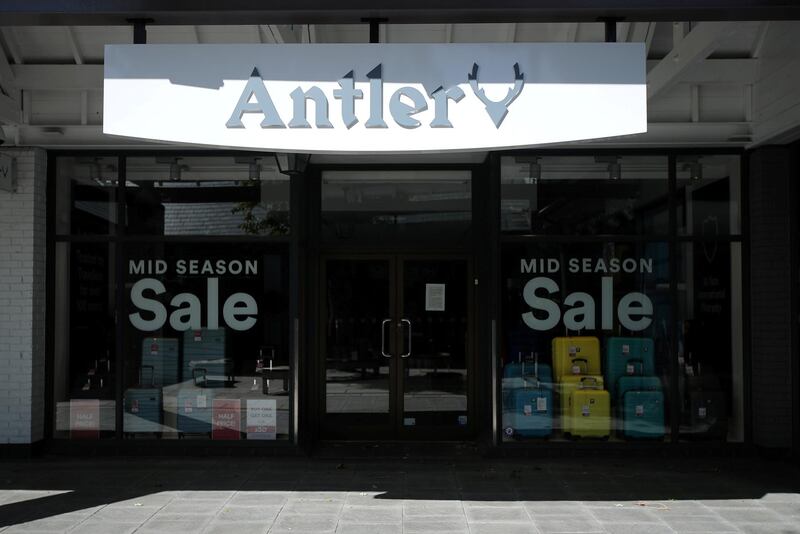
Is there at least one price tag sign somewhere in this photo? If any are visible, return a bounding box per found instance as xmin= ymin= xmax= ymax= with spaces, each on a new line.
xmin=698 ymin=407 xmax=707 ymax=419
xmin=635 ymin=405 xmax=644 ymax=417
xmin=536 ymin=397 xmax=547 ymax=412
xmin=246 ymin=399 xmax=277 ymax=440
xmin=626 ymin=364 xmax=635 ymax=375
xmin=523 ymin=404 xmax=532 ymax=416
xmin=582 ymin=405 xmax=590 ymax=417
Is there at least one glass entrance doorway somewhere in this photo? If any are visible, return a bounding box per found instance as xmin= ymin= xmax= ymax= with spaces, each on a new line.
xmin=322 ymin=256 xmax=473 ymax=440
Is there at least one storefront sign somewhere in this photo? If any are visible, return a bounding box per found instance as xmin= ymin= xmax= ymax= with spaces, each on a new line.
xmin=246 ymin=399 xmax=277 ymax=440
xmin=127 ymin=258 xmax=259 ymax=332
xmin=520 ymin=256 xmax=654 ymax=332
xmin=212 ymin=398 xmax=241 ymax=440
xmin=104 ymin=43 xmax=646 ymax=152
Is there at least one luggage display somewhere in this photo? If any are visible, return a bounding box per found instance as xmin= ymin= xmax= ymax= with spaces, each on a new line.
xmin=123 ymin=366 xmax=162 ymax=435
xmin=604 ymin=337 xmax=655 ymax=398
xmin=176 ymin=374 xmax=215 ymax=436
xmin=502 ymin=356 xmax=553 ymax=439
xmin=182 ymin=328 xmax=232 ymax=386
xmin=503 ymin=379 xmax=553 ymax=438
xmin=616 ymin=376 xmax=664 ymax=439
xmin=558 ymin=374 xmax=604 ymax=431
xmin=564 ymin=376 xmax=610 ymax=438
xmin=503 ymin=354 xmax=553 ymax=387
xmin=552 ymin=336 xmax=601 ymax=380
xmin=140 ymin=337 xmax=179 ymax=386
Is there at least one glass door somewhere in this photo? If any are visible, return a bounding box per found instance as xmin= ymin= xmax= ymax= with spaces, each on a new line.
xmin=399 ymin=258 xmax=471 ymax=438
xmin=321 ymin=256 xmax=472 ymax=440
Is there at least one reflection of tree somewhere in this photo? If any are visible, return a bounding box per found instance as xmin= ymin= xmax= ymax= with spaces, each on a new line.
xmin=231 ymin=179 xmax=290 ymax=236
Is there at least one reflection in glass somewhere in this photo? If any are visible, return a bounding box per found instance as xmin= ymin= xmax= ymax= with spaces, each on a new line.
xmin=125 ymin=157 xmax=290 ymax=236
xmin=500 ymin=156 xmax=669 ymax=235
xmin=55 ymin=157 xmax=118 ymax=235
xmin=500 ymin=242 xmax=671 ymax=442
xmin=676 ymin=155 xmax=741 ymax=236
xmin=53 ymin=242 xmax=117 ymax=438
xmin=122 ymin=243 xmax=291 ymax=440
xmin=321 ymin=171 xmax=472 ymax=245
xmin=324 ymin=260 xmax=391 ymax=422
xmin=402 ymin=260 xmax=469 ymax=430
xmin=677 ymin=242 xmax=743 ymax=441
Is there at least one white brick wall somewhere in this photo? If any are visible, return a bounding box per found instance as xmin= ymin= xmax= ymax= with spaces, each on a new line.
xmin=0 ymin=147 xmax=47 ymax=444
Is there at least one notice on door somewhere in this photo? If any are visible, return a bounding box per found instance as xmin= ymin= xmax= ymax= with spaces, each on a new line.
xmin=246 ymin=399 xmax=277 ymax=440
xmin=425 ymin=283 xmax=446 ymax=311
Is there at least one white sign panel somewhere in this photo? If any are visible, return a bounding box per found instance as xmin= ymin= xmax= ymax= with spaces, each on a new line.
xmin=104 ymin=43 xmax=646 ymax=153
xmin=246 ymin=399 xmax=277 ymax=440
xmin=425 ymin=283 xmax=446 ymax=311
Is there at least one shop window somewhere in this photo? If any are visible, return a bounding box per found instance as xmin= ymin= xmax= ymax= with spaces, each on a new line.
xmin=321 ymin=170 xmax=472 ymax=246
xmin=55 ymin=157 xmax=118 ymax=236
xmin=121 ymin=243 xmax=291 ymax=440
xmin=125 ymin=156 xmax=290 ymax=236
xmin=53 ymin=242 xmax=117 ymax=438
xmin=500 ymin=156 xmax=669 ymax=236
xmin=676 ymin=242 xmax=744 ymax=441
xmin=676 ymin=155 xmax=741 ymax=236
xmin=500 ymin=241 xmax=672 ymax=442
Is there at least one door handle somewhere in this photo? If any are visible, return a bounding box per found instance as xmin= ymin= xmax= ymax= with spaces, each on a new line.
xmin=400 ymin=319 xmax=411 ymax=358
xmin=381 ymin=319 xmax=392 ymax=358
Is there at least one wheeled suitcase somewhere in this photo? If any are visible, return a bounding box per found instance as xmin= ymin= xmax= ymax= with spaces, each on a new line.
xmin=605 ymin=337 xmax=655 ymax=398
xmin=552 ymin=337 xmax=601 ymax=380
xmin=502 ymin=377 xmax=553 ymax=439
xmin=182 ymin=328 xmax=231 ymax=386
xmin=140 ymin=337 xmax=179 ymax=386
xmin=558 ymin=375 xmax=604 ymax=432
xmin=123 ymin=366 xmax=162 ymax=435
xmin=504 ymin=355 xmax=553 ymax=384
xmin=565 ymin=377 xmax=610 ymax=438
xmin=176 ymin=372 xmax=215 ymax=436
xmin=616 ymin=376 xmax=664 ymax=439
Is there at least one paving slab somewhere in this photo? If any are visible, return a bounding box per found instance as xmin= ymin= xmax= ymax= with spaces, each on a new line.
xmin=0 ymin=456 xmax=798 ymax=534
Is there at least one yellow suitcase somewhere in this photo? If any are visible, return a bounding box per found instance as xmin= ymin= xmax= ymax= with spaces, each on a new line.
xmin=552 ymin=337 xmax=601 ymax=380
xmin=558 ymin=375 xmax=604 ymax=432
xmin=566 ymin=378 xmax=611 ymax=438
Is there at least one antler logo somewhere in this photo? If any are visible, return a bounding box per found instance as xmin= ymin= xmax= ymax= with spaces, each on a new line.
xmin=468 ymin=63 xmax=524 ymax=127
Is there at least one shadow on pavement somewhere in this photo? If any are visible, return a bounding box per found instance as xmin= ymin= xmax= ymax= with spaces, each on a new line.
xmin=1 ymin=455 xmax=799 ymax=528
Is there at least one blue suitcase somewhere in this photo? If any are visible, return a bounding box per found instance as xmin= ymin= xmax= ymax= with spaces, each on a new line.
xmin=503 ymin=378 xmax=553 ymax=439
xmin=176 ymin=377 xmax=215 ymax=436
xmin=141 ymin=337 xmax=179 ymax=386
xmin=605 ymin=337 xmax=655 ymax=398
xmin=123 ymin=366 xmax=162 ymax=434
xmin=183 ymin=328 xmax=231 ymax=385
xmin=617 ymin=376 xmax=664 ymax=439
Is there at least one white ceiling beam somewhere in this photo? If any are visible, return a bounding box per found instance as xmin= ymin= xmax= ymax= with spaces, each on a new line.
xmin=65 ymin=27 xmax=83 ymax=65
xmin=564 ymin=22 xmax=579 ymax=42
xmin=444 ymin=24 xmax=453 ymax=43
xmin=647 ymin=22 xmax=735 ymax=101
xmin=751 ymin=21 xmax=770 ymax=59
xmin=0 ymin=35 xmax=18 ymax=107
xmin=646 ymin=58 xmax=758 ymax=84
xmin=12 ymin=65 xmax=103 ymax=90
xmin=506 ymin=23 xmax=518 ymax=43
xmin=192 ymin=26 xmax=201 ymax=44
xmin=1 ymin=28 xmax=23 ymax=65
xmin=628 ymin=22 xmax=655 ymax=55
xmin=267 ymin=25 xmax=288 ymax=44
xmin=308 ymin=24 xmax=317 ymax=44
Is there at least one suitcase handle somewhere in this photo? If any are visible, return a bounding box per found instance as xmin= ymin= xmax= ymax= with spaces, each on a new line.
xmin=570 ymin=357 xmax=588 ymax=374
xmin=140 ymin=365 xmax=155 ymax=387
xmin=579 ymin=376 xmax=601 ymax=389
xmin=193 ymin=367 xmax=207 ymax=387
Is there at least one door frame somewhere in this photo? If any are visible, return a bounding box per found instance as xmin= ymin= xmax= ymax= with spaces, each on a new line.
xmin=317 ymin=253 xmax=477 ymax=441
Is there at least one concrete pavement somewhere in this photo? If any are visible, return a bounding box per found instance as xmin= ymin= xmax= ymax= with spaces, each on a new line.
xmin=0 ymin=455 xmax=799 ymax=533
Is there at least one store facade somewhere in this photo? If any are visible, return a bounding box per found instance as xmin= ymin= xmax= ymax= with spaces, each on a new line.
xmin=0 ymin=3 xmax=797 ymax=455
